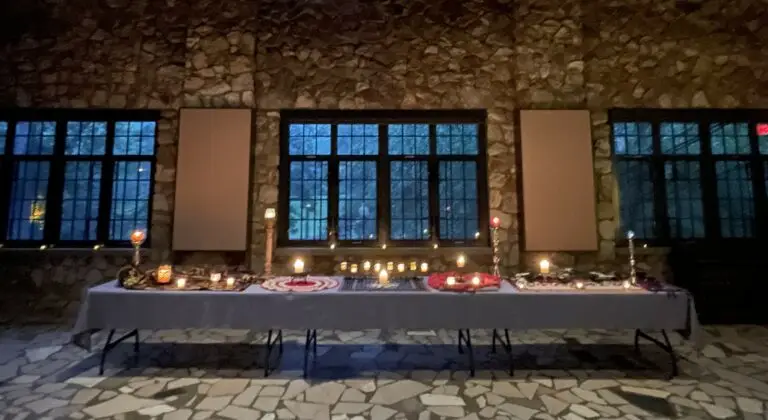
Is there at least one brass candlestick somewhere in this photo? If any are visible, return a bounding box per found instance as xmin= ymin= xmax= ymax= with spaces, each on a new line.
xmin=264 ymin=208 xmax=276 ymax=277
xmin=129 ymin=229 xmax=146 ymax=267
xmin=627 ymin=230 xmax=637 ymax=284
xmin=490 ymin=217 xmax=501 ymax=277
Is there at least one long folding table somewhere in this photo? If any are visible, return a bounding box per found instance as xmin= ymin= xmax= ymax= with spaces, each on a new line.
xmin=73 ymin=280 xmax=700 ymax=377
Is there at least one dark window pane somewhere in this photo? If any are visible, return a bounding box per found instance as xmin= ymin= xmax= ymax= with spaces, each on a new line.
xmin=660 ymin=122 xmax=700 ymax=155
xmin=612 ymin=122 xmax=652 ymax=155
xmin=66 ymin=122 xmax=107 ymax=155
xmin=615 ymin=160 xmax=655 ymax=239
xmin=665 ymin=161 xmax=704 ymax=238
xmin=388 ymin=124 xmax=429 ymax=155
xmin=114 ymin=121 xmax=156 ymax=155
xmin=436 ymin=124 xmax=478 ymax=155
xmin=0 ymin=121 xmax=7 ymax=154
xmin=439 ymin=161 xmax=478 ymax=240
xmin=288 ymin=161 xmax=328 ymax=240
xmin=338 ymin=161 xmax=377 ymax=240
xmin=758 ymin=123 xmax=768 ymax=155
xmin=288 ymin=123 xmax=331 ymax=156
xmin=110 ymin=161 xmax=152 ymax=240
xmin=7 ymin=162 xmax=50 ymax=240
xmin=715 ymin=161 xmax=754 ymax=238
xmin=338 ymin=124 xmax=378 ymax=155
xmin=710 ymin=123 xmax=751 ymax=155
xmin=390 ymin=161 xmax=429 ymax=240
xmin=61 ymin=162 xmax=102 ymax=241
xmin=13 ymin=121 xmax=56 ymax=155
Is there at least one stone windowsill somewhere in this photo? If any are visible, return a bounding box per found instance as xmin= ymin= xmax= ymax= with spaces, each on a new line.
xmin=275 ymin=246 xmax=492 ymax=257
xmin=0 ymin=247 xmax=147 ymax=255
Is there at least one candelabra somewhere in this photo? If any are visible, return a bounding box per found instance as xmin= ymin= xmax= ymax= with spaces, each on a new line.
xmin=264 ymin=208 xmax=276 ymax=277
xmin=490 ymin=217 xmax=501 ymax=277
xmin=627 ymin=230 xmax=637 ymax=284
xmin=129 ymin=229 xmax=146 ymax=267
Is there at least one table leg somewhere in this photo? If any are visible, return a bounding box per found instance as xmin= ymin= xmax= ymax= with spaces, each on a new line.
xmin=99 ymin=329 xmax=140 ymax=375
xmin=457 ymin=329 xmax=475 ymax=377
xmin=633 ymin=329 xmax=679 ymax=378
xmin=492 ymin=329 xmax=514 ymax=376
xmin=263 ymin=329 xmax=284 ymax=377
xmin=303 ymin=329 xmax=317 ymax=378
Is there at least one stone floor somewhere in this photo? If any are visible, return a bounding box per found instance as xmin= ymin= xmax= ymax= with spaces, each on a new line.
xmin=1 ymin=326 xmax=768 ymax=420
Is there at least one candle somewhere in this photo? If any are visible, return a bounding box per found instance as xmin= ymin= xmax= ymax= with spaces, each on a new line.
xmin=378 ymin=269 xmax=389 ymax=284
xmin=373 ymin=262 xmax=382 ymax=272
xmin=409 ymin=261 xmax=417 ymax=271
xmin=210 ymin=272 xmax=221 ymax=283
xmin=387 ymin=261 xmax=394 ymax=271
xmin=516 ymin=279 xmax=527 ymax=289
xmin=575 ymin=281 xmax=585 ymax=290
xmin=176 ymin=276 xmax=187 ymax=288
xmin=539 ymin=259 xmax=550 ymax=274
xmin=264 ymin=208 xmax=276 ymax=219
xmin=226 ymin=276 xmax=235 ymax=287
xmin=420 ymin=262 xmax=428 ymax=273
xmin=622 ymin=279 xmax=632 ymax=290
xmin=130 ymin=229 xmax=146 ymax=245
xmin=350 ymin=264 xmax=358 ymax=273
xmin=490 ymin=216 xmax=501 ymax=228
xmin=446 ymin=276 xmax=456 ymax=286
xmin=363 ymin=261 xmax=371 ymax=271
xmin=471 ymin=276 xmax=481 ymax=286
xmin=457 ymin=254 xmax=466 ymax=268
xmin=157 ymin=265 xmax=172 ymax=284
xmin=381 ymin=243 xmax=387 ymax=250
xmin=474 ymin=231 xmax=480 ymax=239
xmin=294 ymin=258 xmax=305 ymax=274
xmin=340 ymin=261 xmax=348 ymax=271
xmin=433 ymin=243 xmax=439 ymax=249
xmin=397 ymin=263 xmax=405 ymax=273
xmin=330 ymin=243 xmax=336 ymax=250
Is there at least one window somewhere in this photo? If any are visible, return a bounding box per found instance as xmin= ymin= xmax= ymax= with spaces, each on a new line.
xmin=0 ymin=110 xmax=159 ymax=247
xmin=278 ymin=110 xmax=488 ymax=247
xmin=612 ymin=110 xmax=768 ymax=243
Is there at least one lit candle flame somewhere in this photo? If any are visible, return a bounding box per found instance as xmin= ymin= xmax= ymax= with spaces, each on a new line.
xmin=293 ymin=258 xmax=305 ymax=274
xmin=457 ymin=254 xmax=466 ymax=268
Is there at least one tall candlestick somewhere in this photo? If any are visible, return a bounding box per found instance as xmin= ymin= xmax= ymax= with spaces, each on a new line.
xmin=490 ymin=217 xmax=501 ymax=277
xmin=129 ymin=229 xmax=146 ymax=267
xmin=627 ymin=230 xmax=637 ymax=284
xmin=264 ymin=208 xmax=276 ymax=277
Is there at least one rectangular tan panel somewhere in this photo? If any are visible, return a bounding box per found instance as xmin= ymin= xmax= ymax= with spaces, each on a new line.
xmin=173 ymin=109 xmax=252 ymax=251
xmin=520 ymin=110 xmax=598 ymax=251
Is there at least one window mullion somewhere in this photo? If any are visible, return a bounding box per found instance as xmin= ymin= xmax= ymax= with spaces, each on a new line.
xmin=651 ymin=121 xmax=671 ymax=241
xmin=699 ymin=119 xmax=720 ymax=239
xmin=44 ymin=119 xmax=67 ymax=244
xmin=379 ymin=124 xmax=389 ymax=243
xmin=748 ymin=122 xmax=768 ymax=239
xmin=328 ymin=124 xmax=338 ymax=245
xmin=428 ymin=124 xmax=439 ymax=243
xmin=98 ymin=120 xmax=116 ymax=243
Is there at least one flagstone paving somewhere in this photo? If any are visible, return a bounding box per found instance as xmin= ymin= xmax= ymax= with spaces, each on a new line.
xmin=1 ymin=326 xmax=768 ymax=419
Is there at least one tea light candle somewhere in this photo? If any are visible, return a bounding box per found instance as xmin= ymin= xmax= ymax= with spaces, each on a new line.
xmin=373 ymin=262 xmax=382 ymax=272
xmin=622 ymin=279 xmax=632 ymax=290
xmin=157 ymin=265 xmax=172 ymax=284
xmin=363 ymin=261 xmax=371 ymax=271
xmin=539 ymin=259 xmax=550 ymax=274
xmin=340 ymin=261 xmax=348 ymax=271
xmin=397 ymin=263 xmax=405 ymax=273
xmin=226 ymin=276 xmax=235 ymax=287
xmin=350 ymin=264 xmax=358 ymax=273
xmin=378 ymin=269 xmax=389 ymax=284
xmin=294 ymin=258 xmax=305 ymax=274
xmin=446 ymin=276 xmax=456 ymax=286
xmin=176 ymin=276 xmax=187 ymax=288
xmin=387 ymin=261 xmax=394 ymax=271
xmin=433 ymin=243 xmax=439 ymax=249
xmin=471 ymin=276 xmax=481 ymax=286
xmin=409 ymin=261 xmax=417 ymax=271
xmin=420 ymin=262 xmax=428 ymax=273
xmin=210 ymin=272 xmax=221 ymax=283
xmin=575 ymin=280 xmax=585 ymax=290
xmin=457 ymin=254 xmax=466 ymax=268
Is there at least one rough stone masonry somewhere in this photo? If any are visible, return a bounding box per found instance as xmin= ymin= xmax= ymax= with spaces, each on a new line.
xmin=0 ymin=0 xmax=766 ymax=319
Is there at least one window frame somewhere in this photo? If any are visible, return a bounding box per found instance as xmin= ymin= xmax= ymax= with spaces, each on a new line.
xmin=0 ymin=109 xmax=160 ymax=248
xmin=278 ymin=110 xmax=490 ymax=248
xmin=610 ymin=108 xmax=768 ymax=246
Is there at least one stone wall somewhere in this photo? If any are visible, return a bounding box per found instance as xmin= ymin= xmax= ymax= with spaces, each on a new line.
xmin=0 ymin=0 xmax=766 ymax=319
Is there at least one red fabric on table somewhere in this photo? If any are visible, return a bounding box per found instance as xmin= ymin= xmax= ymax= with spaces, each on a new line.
xmin=428 ymin=272 xmax=500 ymax=291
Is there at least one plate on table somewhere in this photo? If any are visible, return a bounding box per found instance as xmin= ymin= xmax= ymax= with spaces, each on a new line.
xmin=261 ymin=276 xmax=339 ymax=292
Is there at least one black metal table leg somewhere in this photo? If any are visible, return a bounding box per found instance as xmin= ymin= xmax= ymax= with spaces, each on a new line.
xmin=457 ymin=329 xmax=475 ymax=377
xmin=633 ymin=329 xmax=679 ymax=378
xmin=492 ymin=328 xmax=514 ymax=376
xmin=99 ymin=329 xmax=140 ymax=375
xmin=263 ymin=329 xmax=285 ymax=377
xmin=303 ymin=329 xmax=317 ymax=378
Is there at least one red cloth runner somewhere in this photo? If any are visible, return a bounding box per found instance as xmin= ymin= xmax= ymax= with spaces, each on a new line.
xmin=428 ymin=272 xmax=500 ymax=291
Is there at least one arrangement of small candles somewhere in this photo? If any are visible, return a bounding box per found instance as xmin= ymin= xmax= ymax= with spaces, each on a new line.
xmin=339 ymin=260 xmax=429 ymax=273
xmin=154 ymin=265 xmax=238 ymax=289
xmin=445 ymin=274 xmax=482 ymax=287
